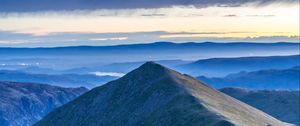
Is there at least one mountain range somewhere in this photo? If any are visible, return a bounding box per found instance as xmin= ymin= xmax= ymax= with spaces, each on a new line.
xmin=0 ymin=81 xmax=88 ymax=126
xmin=0 ymin=70 xmax=117 ymax=88
xmin=38 ymin=55 xmax=300 ymax=78
xmin=1 ymin=55 xmax=298 ymax=90
xmin=178 ymin=55 xmax=300 ymax=77
xmin=63 ymin=59 xmax=190 ymax=74
xmin=35 ymin=62 xmax=293 ymax=126
xmin=1 ymin=42 xmax=299 ymax=70
xmin=198 ymin=66 xmax=300 ymax=89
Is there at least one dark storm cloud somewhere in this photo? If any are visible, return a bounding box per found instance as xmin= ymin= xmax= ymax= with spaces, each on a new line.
xmin=0 ymin=0 xmax=298 ymax=12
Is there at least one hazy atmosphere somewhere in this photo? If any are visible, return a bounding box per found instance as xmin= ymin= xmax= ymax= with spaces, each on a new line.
xmin=0 ymin=0 xmax=299 ymax=126
xmin=0 ymin=0 xmax=299 ymax=47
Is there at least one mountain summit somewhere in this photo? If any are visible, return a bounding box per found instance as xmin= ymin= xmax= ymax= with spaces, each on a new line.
xmin=35 ymin=62 xmax=292 ymax=126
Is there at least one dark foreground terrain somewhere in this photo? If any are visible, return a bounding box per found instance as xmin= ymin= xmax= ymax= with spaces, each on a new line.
xmin=0 ymin=81 xmax=87 ymax=126
xmin=35 ymin=62 xmax=292 ymax=126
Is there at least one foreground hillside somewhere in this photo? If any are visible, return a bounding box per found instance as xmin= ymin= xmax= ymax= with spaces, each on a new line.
xmin=220 ymin=88 xmax=300 ymax=126
xmin=35 ymin=62 xmax=292 ymax=126
xmin=199 ymin=66 xmax=300 ymax=89
xmin=0 ymin=81 xmax=88 ymax=126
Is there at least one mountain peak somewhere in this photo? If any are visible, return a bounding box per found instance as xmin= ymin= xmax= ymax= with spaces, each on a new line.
xmin=35 ymin=63 xmax=292 ymax=126
xmin=138 ymin=61 xmax=171 ymax=72
xmin=140 ymin=61 xmax=163 ymax=68
xmin=124 ymin=61 xmax=174 ymax=79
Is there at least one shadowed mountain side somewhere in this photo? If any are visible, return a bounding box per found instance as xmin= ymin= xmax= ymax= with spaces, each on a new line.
xmin=35 ymin=62 xmax=292 ymax=126
xmin=0 ymin=81 xmax=88 ymax=126
xmin=220 ymin=88 xmax=300 ymax=126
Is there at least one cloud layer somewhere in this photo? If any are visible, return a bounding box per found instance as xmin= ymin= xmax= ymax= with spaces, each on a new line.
xmin=0 ymin=0 xmax=298 ymax=12
xmin=0 ymin=31 xmax=298 ymax=47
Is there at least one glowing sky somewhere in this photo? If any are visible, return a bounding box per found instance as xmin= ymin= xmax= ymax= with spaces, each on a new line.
xmin=0 ymin=0 xmax=299 ymax=47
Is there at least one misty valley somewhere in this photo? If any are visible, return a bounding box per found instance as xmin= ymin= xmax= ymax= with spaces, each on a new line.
xmin=1 ymin=0 xmax=300 ymax=125
xmin=0 ymin=42 xmax=299 ymax=126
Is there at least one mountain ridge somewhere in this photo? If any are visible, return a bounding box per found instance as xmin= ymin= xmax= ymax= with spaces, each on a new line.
xmin=198 ymin=66 xmax=300 ymax=89
xmin=178 ymin=55 xmax=300 ymax=77
xmin=35 ymin=62 xmax=292 ymax=126
xmin=0 ymin=41 xmax=299 ymax=49
xmin=220 ymin=87 xmax=300 ymax=125
xmin=0 ymin=70 xmax=117 ymax=88
xmin=2 ymin=42 xmax=298 ymax=69
xmin=0 ymin=81 xmax=88 ymax=126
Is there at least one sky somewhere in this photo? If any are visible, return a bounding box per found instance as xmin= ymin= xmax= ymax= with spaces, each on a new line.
xmin=0 ymin=0 xmax=299 ymax=47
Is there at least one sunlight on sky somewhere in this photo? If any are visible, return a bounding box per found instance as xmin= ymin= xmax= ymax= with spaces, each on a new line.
xmin=0 ymin=3 xmax=299 ymax=46
xmin=1 ymin=4 xmax=298 ymax=36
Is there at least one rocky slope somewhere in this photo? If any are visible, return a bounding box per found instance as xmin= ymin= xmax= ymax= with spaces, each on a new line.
xmin=220 ymin=87 xmax=300 ymax=126
xmin=0 ymin=81 xmax=88 ymax=126
xmin=35 ymin=62 xmax=292 ymax=126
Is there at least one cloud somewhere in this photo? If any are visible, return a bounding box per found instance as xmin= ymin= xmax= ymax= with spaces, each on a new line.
xmin=0 ymin=30 xmax=251 ymax=43
xmin=223 ymin=14 xmax=239 ymax=17
xmin=140 ymin=14 xmax=166 ymax=17
xmin=164 ymin=36 xmax=300 ymax=43
xmin=243 ymin=36 xmax=300 ymax=42
xmin=0 ymin=30 xmax=298 ymax=47
xmin=247 ymin=14 xmax=276 ymax=17
xmin=91 ymin=72 xmax=125 ymax=77
xmin=89 ymin=37 xmax=128 ymax=41
xmin=0 ymin=0 xmax=298 ymax=12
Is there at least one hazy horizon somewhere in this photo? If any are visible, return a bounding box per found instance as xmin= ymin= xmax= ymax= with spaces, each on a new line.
xmin=0 ymin=41 xmax=299 ymax=48
xmin=0 ymin=1 xmax=299 ymax=126
xmin=0 ymin=0 xmax=299 ymax=47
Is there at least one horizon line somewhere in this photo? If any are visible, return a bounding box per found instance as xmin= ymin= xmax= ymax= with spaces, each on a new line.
xmin=0 ymin=41 xmax=299 ymax=49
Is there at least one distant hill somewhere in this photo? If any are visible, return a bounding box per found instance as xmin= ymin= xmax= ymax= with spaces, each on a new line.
xmin=17 ymin=66 xmax=61 ymax=74
xmin=178 ymin=55 xmax=300 ymax=77
xmin=1 ymin=42 xmax=299 ymax=69
xmin=198 ymin=66 xmax=300 ymax=90
xmin=0 ymin=81 xmax=88 ymax=126
xmin=35 ymin=62 xmax=291 ymax=126
xmin=0 ymin=70 xmax=117 ymax=88
xmin=220 ymin=87 xmax=300 ymax=126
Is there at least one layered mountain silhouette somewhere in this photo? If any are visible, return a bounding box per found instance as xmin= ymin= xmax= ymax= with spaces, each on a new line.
xmin=35 ymin=62 xmax=292 ymax=126
xmin=178 ymin=55 xmax=300 ymax=77
xmin=0 ymin=70 xmax=117 ymax=88
xmin=1 ymin=42 xmax=299 ymax=70
xmin=0 ymin=81 xmax=88 ymax=126
xmin=198 ymin=66 xmax=300 ymax=90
